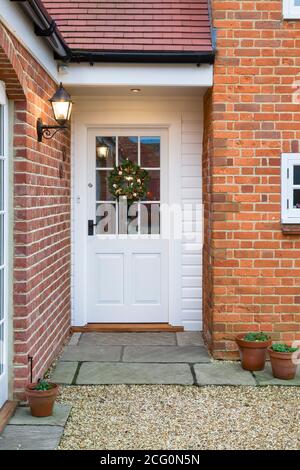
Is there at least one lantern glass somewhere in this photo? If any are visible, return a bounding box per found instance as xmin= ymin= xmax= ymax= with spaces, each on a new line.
xmin=51 ymin=101 xmax=72 ymax=125
xmin=49 ymin=83 xmax=73 ymax=125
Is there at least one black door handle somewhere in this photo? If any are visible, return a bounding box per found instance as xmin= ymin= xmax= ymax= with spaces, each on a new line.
xmin=88 ymin=219 xmax=96 ymax=236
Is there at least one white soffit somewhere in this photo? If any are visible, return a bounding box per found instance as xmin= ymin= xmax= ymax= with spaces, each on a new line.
xmin=60 ymin=63 xmax=213 ymax=88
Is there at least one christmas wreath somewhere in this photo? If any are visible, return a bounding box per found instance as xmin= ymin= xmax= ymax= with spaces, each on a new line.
xmin=108 ymin=159 xmax=150 ymax=203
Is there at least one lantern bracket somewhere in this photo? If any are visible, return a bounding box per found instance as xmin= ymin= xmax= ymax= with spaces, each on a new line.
xmin=37 ymin=118 xmax=68 ymax=142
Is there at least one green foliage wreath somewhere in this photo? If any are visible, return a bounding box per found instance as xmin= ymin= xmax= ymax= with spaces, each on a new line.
xmin=108 ymin=159 xmax=150 ymax=203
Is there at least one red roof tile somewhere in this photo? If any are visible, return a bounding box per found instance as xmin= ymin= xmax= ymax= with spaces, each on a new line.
xmin=42 ymin=1 xmax=213 ymax=52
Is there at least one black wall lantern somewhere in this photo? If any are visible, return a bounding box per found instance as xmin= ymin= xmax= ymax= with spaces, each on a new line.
xmin=37 ymin=83 xmax=73 ymax=142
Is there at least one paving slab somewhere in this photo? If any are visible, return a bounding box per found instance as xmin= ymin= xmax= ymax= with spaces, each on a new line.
xmin=51 ymin=361 xmax=78 ymax=384
xmin=79 ymin=332 xmax=177 ymax=346
xmin=0 ymin=425 xmax=63 ymax=450
xmin=176 ymin=332 xmax=204 ymax=346
xmin=123 ymin=345 xmax=210 ymax=363
xmin=9 ymin=404 xmax=72 ymax=427
xmin=60 ymin=344 xmax=122 ymax=362
xmin=76 ymin=362 xmax=194 ymax=385
xmin=69 ymin=333 xmax=81 ymax=346
xmin=194 ymin=363 xmax=256 ymax=386
xmin=253 ymin=363 xmax=300 ymax=386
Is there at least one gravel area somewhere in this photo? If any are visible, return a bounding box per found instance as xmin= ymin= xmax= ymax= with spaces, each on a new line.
xmin=57 ymin=385 xmax=300 ymax=450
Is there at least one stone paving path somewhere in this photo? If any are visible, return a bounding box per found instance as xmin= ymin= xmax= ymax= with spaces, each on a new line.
xmin=50 ymin=332 xmax=300 ymax=386
xmin=1 ymin=332 xmax=299 ymax=450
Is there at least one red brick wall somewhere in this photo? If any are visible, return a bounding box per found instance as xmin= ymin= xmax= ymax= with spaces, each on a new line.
xmin=203 ymin=0 xmax=300 ymax=358
xmin=202 ymin=89 xmax=214 ymax=347
xmin=0 ymin=23 xmax=71 ymax=398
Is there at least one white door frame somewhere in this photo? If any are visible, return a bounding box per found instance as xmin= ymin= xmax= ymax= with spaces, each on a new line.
xmin=72 ymin=108 xmax=182 ymax=327
xmin=0 ymin=81 xmax=8 ymax=408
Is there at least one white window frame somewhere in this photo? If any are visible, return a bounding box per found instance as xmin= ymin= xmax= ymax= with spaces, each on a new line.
xmin=281 ymin=153 xmax=300 ymax=224
xmin=0 ymin=81 xmax=8 ymax=408
xmin=283 ymin=0 xmax=300 ymax=19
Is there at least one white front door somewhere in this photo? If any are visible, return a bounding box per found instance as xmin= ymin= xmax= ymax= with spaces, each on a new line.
xmin=0 ymin=82 xmax=8 ymax=408
xmin=86 ymin=129 xmax=169 ymax=323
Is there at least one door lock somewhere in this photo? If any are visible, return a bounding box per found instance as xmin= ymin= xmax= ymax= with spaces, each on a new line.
xmin=88 ymin=219 xmax=97 ymax=236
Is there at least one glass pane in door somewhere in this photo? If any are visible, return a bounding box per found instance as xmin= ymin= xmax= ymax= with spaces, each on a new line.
xmin=96 ymin=170 xmax=113 ymax=201
xmin=118 ymin=137 xmax=138 ymax=163
xmin=96 ymin=137 xmax=116 ymax=168
xmin=140 ymin=137 xmax=160 ymax=167
xmin=119 ymin=203 xmax=139 ymax=235
xmin=96 ymin=203 xmax=116 ymax=234
xmin=144 ymin=170 xmax=160 ymax=201
xmin=140 ymin=204 xmax=160 ymax=234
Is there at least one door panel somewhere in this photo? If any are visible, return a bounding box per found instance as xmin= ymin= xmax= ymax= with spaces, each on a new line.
xmin=87 ymin=129 xmax=169 ymax=323
xmin=95 ymin=254 xmax=124 ymax=304
xmin=132 ymin=253 xmax=161 ymax=304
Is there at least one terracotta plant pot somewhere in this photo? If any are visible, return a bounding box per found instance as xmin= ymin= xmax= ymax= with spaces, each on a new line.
xmin=25 ymin=382 xmax=58 ymax=417
xmin=236 ymin=334 xmax=272 ymax=371
xmin=268 ymin=348 xmax=298 ymax=380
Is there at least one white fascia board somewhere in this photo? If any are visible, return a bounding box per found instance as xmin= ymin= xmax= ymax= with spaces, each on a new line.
xmin=60 ymin=63 xmax=213 ymax=88
xmin=0 ymin=1 xmax=58 ymax=82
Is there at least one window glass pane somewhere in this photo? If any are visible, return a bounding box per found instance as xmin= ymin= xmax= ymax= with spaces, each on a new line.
xmin=140 ymin=137 xmax=160 ymax=168
xmin=0 ymin=106 xmax=3 ymax=156
xmin=293 ymin=189 xmax=300 ymax=208
xmin=0 ymin=269 xmax=3 ymax=321
xmin=295 ymin=0 xmax=300 ymax=6
xmin=144 ymin=170 xmax=160 ymax=201
xmin=96 ymin=203 xmax=116 ymax=234
xmin=0 ymin=160 xmax=3 ymax=211
xmin=140 ymin=203 xmax=160 ymax=234
xmin=0 ymin=215 xmax=3 ymax=266
xmin=119 ymin=137 xmax=138 ymax=164
xmin=96 ymin=137 xmax=116 ymax=168
xmin=96 ymin=170 xmax=113 ymax=201
xmin=0 ymin=320 xmax=3 ymax=375
xmin=119 ymin=203 xmax=139 ymax=234
xmin=293 ymin=166 xmax=300 ymax=185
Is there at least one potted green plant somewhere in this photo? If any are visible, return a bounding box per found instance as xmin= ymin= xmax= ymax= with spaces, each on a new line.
xmin=25 ymin=379 xmax=58 ymax=417
xmin=268 ymin=343 xmax=299 ymax=380
xmin=235 ymin=332 xmax=272 ymax=371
